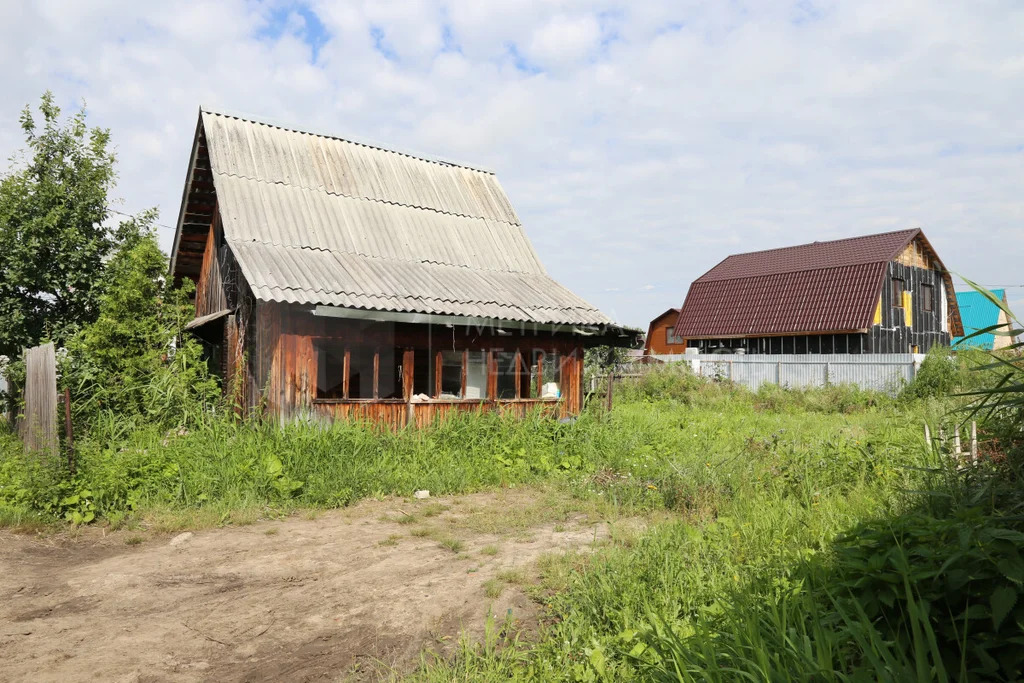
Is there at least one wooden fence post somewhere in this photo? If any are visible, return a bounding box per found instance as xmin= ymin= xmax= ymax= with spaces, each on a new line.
xmin=605 ymin=371 xmax=614 ymax=415
xmin=924 ymin=423 xmax=931 ymax=449
xmin=954 ymin=428 xmax=962 ymax=457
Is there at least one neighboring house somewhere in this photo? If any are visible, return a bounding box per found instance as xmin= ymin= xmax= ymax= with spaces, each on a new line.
xmin=953 ymin=289 xmax=1013 ymax=350
xmin=170 ymin=109 xmax=635 ymax=426
xmin=644 ymin=308 xmax=686 ymax=355
xmin=674 ymin=229 xmax=963 ymax=354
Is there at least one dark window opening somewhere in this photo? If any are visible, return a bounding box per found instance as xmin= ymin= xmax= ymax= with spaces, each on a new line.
xmin=439 ymin=350 xmax=463 ymax=398
xmin=348 ymin=347 xmax=375 ymax=399
xmin=892 ymin=279 xmax=905 ymax=307
xmin=496 ymin=351 xmax=518 ymax=399
xmin=378 ymin=347 xmax=402 ymax=399
xmin=316 ymin=341 xmax=346 ymax=399
xmin=921 ymin=284 xmax=934 ymax=312
xmin=412 ymin=348 xmax=434 ymax=397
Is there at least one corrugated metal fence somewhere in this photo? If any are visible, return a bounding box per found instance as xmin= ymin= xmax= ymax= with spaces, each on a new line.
xmin=647 ymin=352 xmax=925 ymax=394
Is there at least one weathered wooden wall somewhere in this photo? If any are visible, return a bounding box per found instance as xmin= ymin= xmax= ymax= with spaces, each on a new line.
xmin=18 ymin=343 xmax=57 ymax=455
xmin=194 ymin=216 xmax=228 ymax=318
xmin=248 ymin=302 xmax=584 ymax=426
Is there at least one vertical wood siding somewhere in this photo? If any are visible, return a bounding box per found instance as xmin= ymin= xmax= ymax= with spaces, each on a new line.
xmin=194 ymin=216 xmax=228 ymax=318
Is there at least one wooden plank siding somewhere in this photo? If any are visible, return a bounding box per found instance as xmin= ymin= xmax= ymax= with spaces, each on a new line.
xmin=194 ymin=214 xmax=228 ymax=318
xmin=246 ymin=302 xmax=585 ymax=426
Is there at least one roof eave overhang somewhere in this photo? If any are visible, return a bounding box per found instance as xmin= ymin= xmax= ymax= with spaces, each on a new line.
xmin=168 ymin=109 xmax=204 ymax=282
xmin=312 ymin=305 xmax=641 ymax=344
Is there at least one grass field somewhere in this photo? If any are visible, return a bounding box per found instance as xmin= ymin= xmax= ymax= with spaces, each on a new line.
xmin=2 ymin=366 xmax=1020 ymax=680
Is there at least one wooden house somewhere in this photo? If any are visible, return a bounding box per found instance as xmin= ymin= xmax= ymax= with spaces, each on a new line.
xmin=674 ymin=229 xmax=963 ymax=354
xmin=170 ymin=109 xmax=635 ymax=426
xmin=643 ymin=308 xmax=686 ymax=355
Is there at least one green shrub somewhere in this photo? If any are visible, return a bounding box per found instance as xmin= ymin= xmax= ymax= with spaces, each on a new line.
xmin=754 ymin=382 xmax=891 ymax=413
xmin=899 ymin=347 xmax=988 ymax=401
xmin=823 ymin=504 xmax=1024 ymax=680
xmin=615 ymin=363 xmax=710 ymax=403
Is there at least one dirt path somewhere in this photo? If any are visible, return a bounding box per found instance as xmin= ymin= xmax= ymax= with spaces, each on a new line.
xmin=0 ymin=489 xmax=619 ymax=682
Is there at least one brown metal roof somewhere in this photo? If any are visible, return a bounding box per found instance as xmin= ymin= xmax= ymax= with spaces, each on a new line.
xmin=696 ymin=229 xmax=919 ymax=282
xmin=675 ymin=229 xmax=962 ymax=338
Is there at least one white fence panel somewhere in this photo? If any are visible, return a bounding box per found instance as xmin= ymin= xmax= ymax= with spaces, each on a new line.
xmin=649 ymin=353 xmax=924 ymax=394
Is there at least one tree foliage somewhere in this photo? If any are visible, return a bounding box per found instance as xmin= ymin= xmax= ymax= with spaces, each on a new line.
xmin=62 ymin=215 xmax=219 ymax=426
xmin=0 ymin=92 xmax=120 ymax=357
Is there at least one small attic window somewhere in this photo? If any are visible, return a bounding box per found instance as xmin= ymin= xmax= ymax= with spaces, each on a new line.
xmin=892 ymin=279 xmax=904 ymax=307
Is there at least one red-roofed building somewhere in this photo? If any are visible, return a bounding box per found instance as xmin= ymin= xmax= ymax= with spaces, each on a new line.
xmin=673 ymin=229 xmax=963 ymax=354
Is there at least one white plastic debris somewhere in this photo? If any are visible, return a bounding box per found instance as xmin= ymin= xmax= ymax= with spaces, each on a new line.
xmin=413 ymin=490 xmax=430 ymax=499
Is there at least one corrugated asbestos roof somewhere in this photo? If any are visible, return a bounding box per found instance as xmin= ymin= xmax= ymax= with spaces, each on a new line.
xmin=197 ymin=109 xmax=612 ymax=325
xmin=675 ymin=229 xmax=942 ymax=338
xmin=953 ymin=290 xmax=1005 ymax=349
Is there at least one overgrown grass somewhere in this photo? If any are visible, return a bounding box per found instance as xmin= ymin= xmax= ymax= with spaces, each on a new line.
xmin=0 ymin=371 xmax=906 ymax=529
xmin=404 ymin=371 xmax=1024 ymax=681
xmin=6 ymin=367 xmax=1017 ymax=680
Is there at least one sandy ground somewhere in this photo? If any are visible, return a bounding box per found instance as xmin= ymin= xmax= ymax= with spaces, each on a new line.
xmin=0 ymin=489 xmax=616 ymax=682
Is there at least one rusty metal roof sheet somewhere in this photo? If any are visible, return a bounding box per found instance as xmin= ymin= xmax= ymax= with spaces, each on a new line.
xmin=675 ymin=229 xmax=957 ymax=338
xmin=194 ymin=109 xmax=612 ymax=326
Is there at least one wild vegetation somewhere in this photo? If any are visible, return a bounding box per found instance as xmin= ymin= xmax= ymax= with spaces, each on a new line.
xmin=2 ymin=93 xmax=1023 ymax=680
xmin=3 ymin=352 xmax=1023 ymax=679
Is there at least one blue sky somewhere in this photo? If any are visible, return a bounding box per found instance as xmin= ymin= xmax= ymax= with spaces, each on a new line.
xmin=1 ymin=0 xmax=1022 ymax=328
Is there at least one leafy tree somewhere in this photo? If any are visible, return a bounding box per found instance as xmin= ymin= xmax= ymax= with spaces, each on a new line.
xmin=0 ymin=91 xmax=120 ymax=358
xmin=63 ymin=216 xmax=219 ymax=425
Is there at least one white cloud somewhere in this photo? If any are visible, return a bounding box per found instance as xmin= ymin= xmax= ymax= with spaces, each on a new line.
xmin=1 ymin=1 xmax=1023 ymax=328
xmin=527 ymin=14 xmax=602 ymax=70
